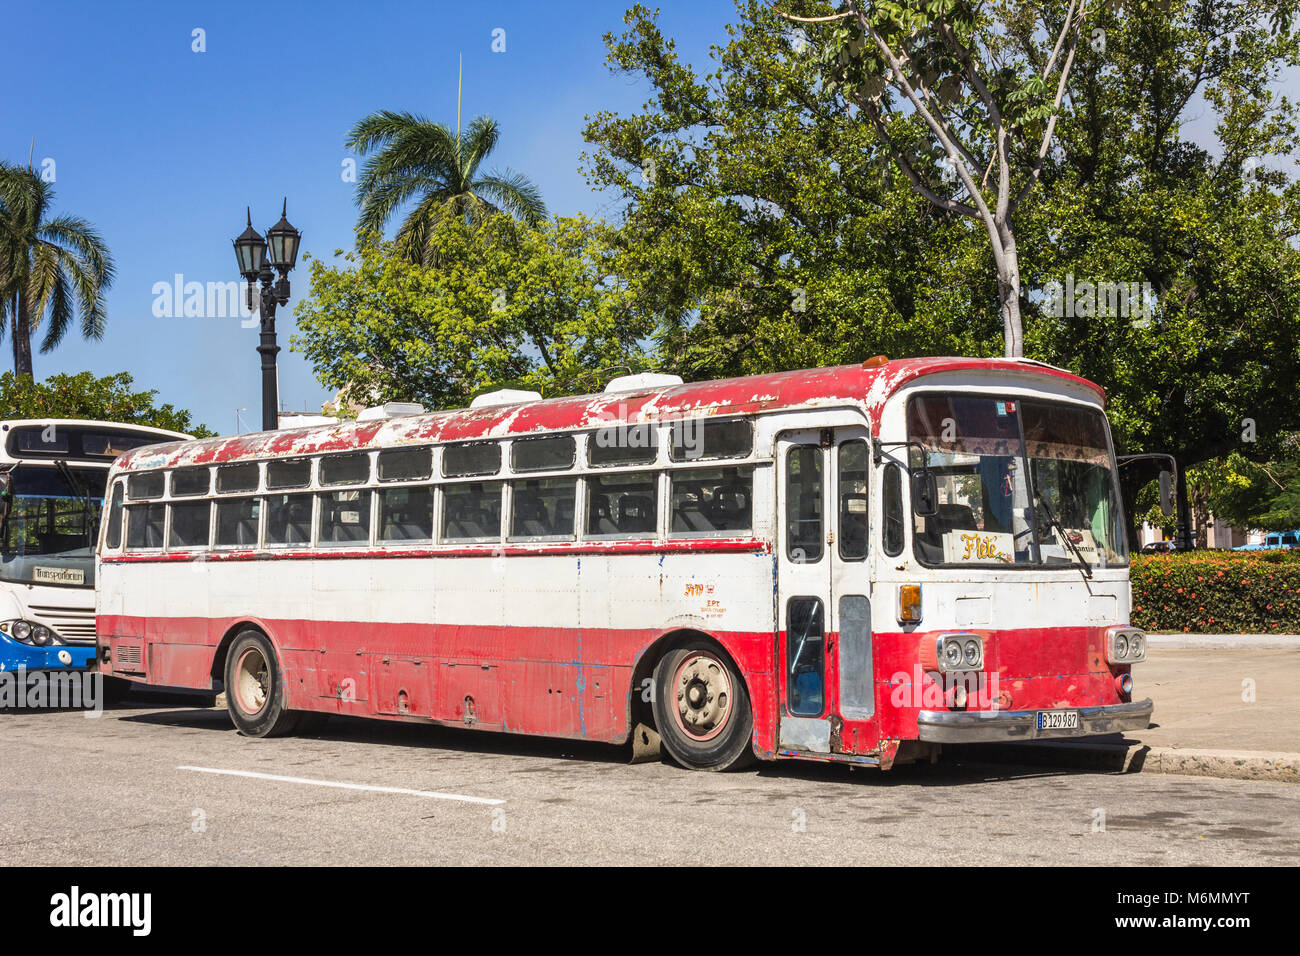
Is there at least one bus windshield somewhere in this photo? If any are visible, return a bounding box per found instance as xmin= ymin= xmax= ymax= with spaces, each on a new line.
xmin=906 ymin=394 xmax=1127 ymax=569
xmin=0 ymin=464 xmax=106 ymax=587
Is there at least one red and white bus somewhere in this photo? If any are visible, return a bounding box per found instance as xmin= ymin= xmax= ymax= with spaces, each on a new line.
xmin=95 ymin=357 xmax=1151 ymax=771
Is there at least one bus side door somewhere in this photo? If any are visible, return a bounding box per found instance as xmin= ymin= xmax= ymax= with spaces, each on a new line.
xmin=775 ymin=426 xmax=876 ymax=755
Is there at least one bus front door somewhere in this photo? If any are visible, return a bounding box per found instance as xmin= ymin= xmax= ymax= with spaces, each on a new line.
xmin=775 ymin=426 xmax=875 ymax=756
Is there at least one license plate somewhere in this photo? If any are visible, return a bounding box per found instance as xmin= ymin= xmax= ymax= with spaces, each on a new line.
xmin=1036 ymin=710 xmax=1080 ymax=732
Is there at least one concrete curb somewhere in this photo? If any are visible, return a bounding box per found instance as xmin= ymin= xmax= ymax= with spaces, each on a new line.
xmin=946 ymin=741 xmax=1300 ymax=783
xmin=1146 ymin=634 xmax=1299 ymax=649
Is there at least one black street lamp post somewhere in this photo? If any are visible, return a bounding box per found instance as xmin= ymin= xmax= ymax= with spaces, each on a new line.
xmin=233 ymin=200 xmax=302 ymax=431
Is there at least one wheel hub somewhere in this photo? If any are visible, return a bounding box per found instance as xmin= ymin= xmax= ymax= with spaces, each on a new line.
xmin=674 ymin=654 xmax=733 ymax=741
xmin=235 ymin=648 xmax=270 ymax=716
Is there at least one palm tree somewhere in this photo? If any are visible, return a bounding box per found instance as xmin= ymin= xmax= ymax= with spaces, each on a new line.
xmin=345 ymin=111 xmax=547 ymax=264
xmin=0 ymin=161 xmax=114 ymax=378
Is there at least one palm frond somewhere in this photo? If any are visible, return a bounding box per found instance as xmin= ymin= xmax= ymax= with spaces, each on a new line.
xmin=473 ymin=170 xmax=548 ymax=225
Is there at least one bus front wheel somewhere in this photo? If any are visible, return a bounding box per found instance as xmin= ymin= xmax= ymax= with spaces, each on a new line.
xmin=224 ymin=629 xmax=301 ymax=738
xmin=652 ymin=641 xmax=755 ymax=771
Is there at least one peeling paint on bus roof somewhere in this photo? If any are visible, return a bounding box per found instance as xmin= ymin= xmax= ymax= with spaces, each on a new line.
xmin=111 ymin=357 xmax=1105 ymax=471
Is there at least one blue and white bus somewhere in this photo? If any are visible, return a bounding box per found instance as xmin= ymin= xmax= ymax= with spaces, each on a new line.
xmin=1 ymin=419 xmax=189 ymax=674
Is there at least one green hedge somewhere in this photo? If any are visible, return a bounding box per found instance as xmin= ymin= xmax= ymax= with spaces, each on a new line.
xmin=1131 ymin=550 xmax=1300 ymax=634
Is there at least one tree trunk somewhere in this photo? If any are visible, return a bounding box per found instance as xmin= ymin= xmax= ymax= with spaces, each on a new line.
xmin=997 ymin=224 xmax=1024 ymax=358
xmin=12 ymin=287 xmax=33 ymax=379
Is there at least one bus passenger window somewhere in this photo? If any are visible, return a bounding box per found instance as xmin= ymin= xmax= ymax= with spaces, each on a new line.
xmin=443 ymin=442 xmax=501 ymax=478
xmin=170 ymin=467 xmax=210 ymax=497
xmin=105 ymin=482 xmax=124 ymax=549
xmin=588 ymin=425 xmax=658 ymax=466
xmin=511 ymin=435 xmax=575 ymax=472
xmin=216 ymin=463 xmax=259 ymax=494
xmin=215 ymin=498 xmax=259 ymax=547
xmin=318 ymin=490 xmax=371 ymax=546
xmin=441 ymin=482 xmax=502 ymax=541
xmin=377 ymin=448 xmax=433 ymax=482
xmin=319 ymin=453 xmax=369 ymax=486
xmin=264 ymin=493 xmax=313 ymax=547
xmin=379 ymin=486 xmax=434 ymax=542
xmin=883 ymin=463 xmax=904 ymax=557
xmin=786 ymin=597 xmax=824 ymax=717
xmin=669 ymin=419 xmax=752 ymax=462
xmin=169 ymin=501 xmax=211 ymax=549
xmin=670 ymin=466 xmax=753 ymax=535
xmin=586 ymin=472 xmax=657 ymax=536
xmin=839 ymin=440 xmax=868 ymax=560
xmin=266 ymin=458 xmax=312 ymax=490
xmin=125 ymin=503 xmax=165 ymax=549
xmin=127 ymin=472 xmax=164 ymax=500
xmin=510 ymin=478 xmax=577 ymax=539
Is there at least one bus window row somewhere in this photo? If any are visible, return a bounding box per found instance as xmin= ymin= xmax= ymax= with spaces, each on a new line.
xmin=119 ymin=418 xmax=756 ymax=507
xmin=111 ymin=466 xmax=757 ymax=552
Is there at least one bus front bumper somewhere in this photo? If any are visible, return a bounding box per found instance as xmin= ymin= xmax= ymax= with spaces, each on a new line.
xmin=0 ymin=637 xmax=97 ymax=673
xmin=916 ymin=699 xmax=1153 ymax=743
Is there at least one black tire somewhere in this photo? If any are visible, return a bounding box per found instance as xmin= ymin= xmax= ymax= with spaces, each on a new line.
xmin=223 ymin=629 xmax=301 ymax=737
xmin=652 ymin=640 xmax=756 ymax=771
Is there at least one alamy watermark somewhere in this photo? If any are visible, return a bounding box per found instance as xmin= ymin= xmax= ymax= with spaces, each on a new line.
xmin=1040 ymin=273 xmax=1155 ymax=327
xmin=0 ymin=667 xmax=105 ymax=715
xmin=152 ymin=273 xmax=259 ymax=327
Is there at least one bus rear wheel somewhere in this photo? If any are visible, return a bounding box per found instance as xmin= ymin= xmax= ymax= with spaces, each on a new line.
xmin=224 ymin=629 xmax=301 ymax=738
xmin=652 ymin=641 xmax=755 ymax=771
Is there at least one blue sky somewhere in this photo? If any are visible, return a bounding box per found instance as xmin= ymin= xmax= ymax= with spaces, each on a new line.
xmin=2 ymin=2 xmax=1294 ymax=436
xmin=0 ymin=0 xmax=734 ymax=434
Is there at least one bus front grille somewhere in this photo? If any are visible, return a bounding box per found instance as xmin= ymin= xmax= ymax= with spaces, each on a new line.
xmin=26 ymin=605 xmax=97 ymax=644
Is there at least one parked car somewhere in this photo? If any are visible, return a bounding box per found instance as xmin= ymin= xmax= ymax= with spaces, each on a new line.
xmin=1233 ymin=530 xmax=1300 ymax=551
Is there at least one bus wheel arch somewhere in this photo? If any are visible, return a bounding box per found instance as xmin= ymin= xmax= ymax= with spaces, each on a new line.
xmin=218 ymin=624 xmax=302 ymax=738
xmin=636 ymin=629 xmax=756 ymax=772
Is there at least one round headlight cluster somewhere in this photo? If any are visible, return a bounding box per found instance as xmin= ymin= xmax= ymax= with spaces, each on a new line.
xmin=1 ymin=620 xmax=59 ymax=646
xmin=1109 ymin=628 xmax=1146 ymax=663
xmin=938 ymin=634 xmax=983 ymax=671
xmin=942 ymin=640 xmax=963 ymax=669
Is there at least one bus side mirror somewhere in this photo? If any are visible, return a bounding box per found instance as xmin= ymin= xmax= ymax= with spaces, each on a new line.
xmin=912 ymin=470 xmax=938 ymax=517
xmin=1158 ymin=469 xmax=1173 ymax=516
xmin=0 ymin=472 xmax=10 ymax=521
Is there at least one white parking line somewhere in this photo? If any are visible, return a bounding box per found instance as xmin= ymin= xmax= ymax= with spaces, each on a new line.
xmin=177 ymin=765 xmax=504 ymax=805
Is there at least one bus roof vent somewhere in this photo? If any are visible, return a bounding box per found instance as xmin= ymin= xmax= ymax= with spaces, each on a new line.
xmin=469 ymin=389 xmax=542 ymax=409
xmin=356 ymin=402 xmax=426 ymax=422
xmin=603 ymin=372 xmax=684 ymax=394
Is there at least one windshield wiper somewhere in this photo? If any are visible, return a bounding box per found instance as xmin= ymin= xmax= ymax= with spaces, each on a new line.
xmin=1035 ymin=493 xmax=1092 ymax=579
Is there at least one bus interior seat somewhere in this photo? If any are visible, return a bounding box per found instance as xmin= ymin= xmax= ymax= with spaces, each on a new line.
xmin=617 ymin=495 xmax=654 ymax=533
xmin=915 ymin=502 xmax=978 ymax=563
xmin=673 ymin=488 xmax=715 ymax=533
xmin=589 ymin=493 xmax=619 ymax=535
xmin=513 ymin=493 xmax=550 ymax=537
xmin=707 ymin=484 xmax=751 ymax=530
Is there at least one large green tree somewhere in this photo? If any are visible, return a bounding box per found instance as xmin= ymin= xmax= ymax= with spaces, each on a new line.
xmin=0 ymin=162 xmax=114 ymax=379
xmin=346 ymin=111 xmax=548 ymax=265
xmin=794 ymin=0 xmax=1093 ymax=357
xmin=583 ymin=1 xmax=999 ymax=382
xmin=291 ymin=215 xmax=657 ymax=410
xmin=585 ymin=1 xmax=1300 ymax=531
xmin=0 ymin=370 xmax=214 ymax=437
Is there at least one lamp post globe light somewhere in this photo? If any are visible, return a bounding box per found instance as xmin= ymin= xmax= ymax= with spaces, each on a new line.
xmin=233 ymin=200 xmax=301 ymax=431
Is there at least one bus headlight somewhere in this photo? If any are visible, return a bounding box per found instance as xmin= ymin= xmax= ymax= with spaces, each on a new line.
xmin=1106 ymin=627 xmax=1147 ymax=664
xmin=0 ymin=620 xmax=64 ymax=646
xmin=937 ymin=633 xmax=983 ymax=672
